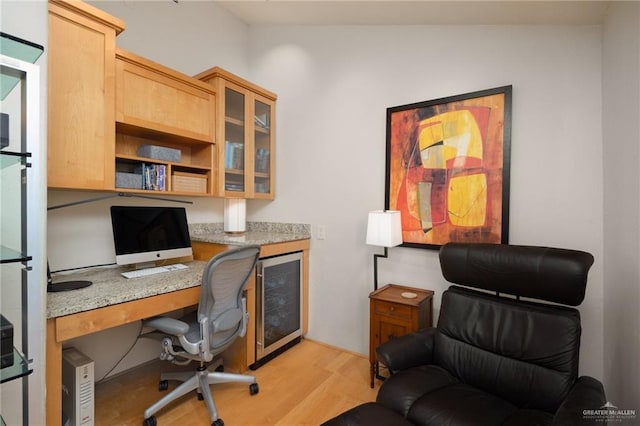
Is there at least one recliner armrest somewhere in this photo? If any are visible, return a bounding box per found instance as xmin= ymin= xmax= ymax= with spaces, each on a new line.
xmin=144 ymin=316 xmax=190 ymax=336
xmin=552 ymin=376 xmax=607 ymax=425
xmin=376 ymin=328 xmax=437 ymax=372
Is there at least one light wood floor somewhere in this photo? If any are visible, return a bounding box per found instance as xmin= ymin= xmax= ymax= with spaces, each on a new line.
xmin=95 ymin=339 xmax=378 ymax=425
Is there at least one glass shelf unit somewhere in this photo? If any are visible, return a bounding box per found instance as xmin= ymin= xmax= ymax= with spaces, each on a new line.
xmin=1 ymin=37 xmax=45 ymax=425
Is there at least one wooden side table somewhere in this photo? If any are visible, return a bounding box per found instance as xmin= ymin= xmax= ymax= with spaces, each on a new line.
xmin=369 ymin=284 xmax=434 ymax=388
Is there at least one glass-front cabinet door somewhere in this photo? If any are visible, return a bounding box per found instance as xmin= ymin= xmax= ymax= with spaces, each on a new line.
xmin=222 ymin=85 xmax=275 ymax=199
xmin=253 ymin=97 xmax=274 ymax=198
xmin=196 ymin=67 xmax=276 ymax=199
xmin=224 ymin=87 xmax=246 ymax=194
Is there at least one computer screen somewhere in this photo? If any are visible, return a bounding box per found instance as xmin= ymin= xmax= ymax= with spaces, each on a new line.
xmin=110 ymin=206 xmax=192 ymax=266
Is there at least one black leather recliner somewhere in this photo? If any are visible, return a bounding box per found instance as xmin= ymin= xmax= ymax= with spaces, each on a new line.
xmin=324 ymin=243 xmax=607 ymax=426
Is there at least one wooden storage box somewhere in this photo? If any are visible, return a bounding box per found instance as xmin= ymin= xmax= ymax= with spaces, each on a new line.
xmin=172 ymin=171 xmax=207 ymax=193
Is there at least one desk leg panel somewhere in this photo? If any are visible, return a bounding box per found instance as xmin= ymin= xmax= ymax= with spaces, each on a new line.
xmin=47 ymin=318 xmax=63 ymax=426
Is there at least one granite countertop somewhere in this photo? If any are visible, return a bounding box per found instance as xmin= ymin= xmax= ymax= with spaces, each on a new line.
xmin=189 ymin=221 xmax=311 ymax=246
xmin=47 ymin=261 xmax=207 ymax=319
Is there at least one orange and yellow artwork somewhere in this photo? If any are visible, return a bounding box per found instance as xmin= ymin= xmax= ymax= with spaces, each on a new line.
xmin=386 ymin=86 xmax=511 ymax=248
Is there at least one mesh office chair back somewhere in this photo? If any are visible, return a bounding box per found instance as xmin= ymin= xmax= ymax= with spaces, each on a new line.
xmin=198 ymin=245 xmax=261 ymax=352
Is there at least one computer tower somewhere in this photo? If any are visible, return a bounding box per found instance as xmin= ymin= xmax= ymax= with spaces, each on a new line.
xmin=62 ymin=348 xmax=94 ymax=426
xmin=0 ymin=113 xmax=8 ymax=150
xmin=0 ymin=314 xmax=14 ymax=368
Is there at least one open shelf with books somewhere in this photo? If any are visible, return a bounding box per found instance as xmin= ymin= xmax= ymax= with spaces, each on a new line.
xmin=114 ymin=133 xmax=214 ymax=195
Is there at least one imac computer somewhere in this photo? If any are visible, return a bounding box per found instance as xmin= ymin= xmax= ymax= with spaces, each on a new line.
xmin=109 ymin=206 xmax=193 ymax=268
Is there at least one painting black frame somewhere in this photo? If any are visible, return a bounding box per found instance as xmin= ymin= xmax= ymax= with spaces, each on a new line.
xmin=385 ymin=86 xmax=512 ymax=249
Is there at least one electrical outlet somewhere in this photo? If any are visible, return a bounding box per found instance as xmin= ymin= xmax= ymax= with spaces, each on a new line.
xmin=317 ymin=225 xmax=326 ymax=240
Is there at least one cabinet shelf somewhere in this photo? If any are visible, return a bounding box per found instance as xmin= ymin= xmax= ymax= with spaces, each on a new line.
xmin=225 ymin=168 xmax=244 ymax=176
xmin=226 ymin=116 xmax=244 ymax=127
xmin=115 ymin=154 xmax=212 ymax=171
xmin=0 ymin=348 xmax=32 ymax=384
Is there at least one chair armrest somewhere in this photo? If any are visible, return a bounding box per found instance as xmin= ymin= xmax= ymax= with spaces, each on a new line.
xmin=552 ymin=376 xmax=607 ymax=425
xmin=144 ymin=316 xmax=190 ymax=336
xmin=376 ymin=328 xmax=437 ymax=372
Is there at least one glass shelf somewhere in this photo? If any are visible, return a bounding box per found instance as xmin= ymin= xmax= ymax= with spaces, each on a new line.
xmin=0 ymin=348 xmax=32 ymax=384
xmin=0 ymin=151 xmax=30 ymax=169
xmin=0 ymin=32 xmax=43 ymax=100
xmin=0 ymin=246 xmax=31 ymax=264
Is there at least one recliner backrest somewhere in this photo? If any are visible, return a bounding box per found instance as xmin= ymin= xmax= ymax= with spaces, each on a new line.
xmin=434 ymin=286 xmax=581 ymax=411
xmin=434 ymin=242 xmax=595 ymax=412
xmin=198 ymin=245 xmax=260 ymax=351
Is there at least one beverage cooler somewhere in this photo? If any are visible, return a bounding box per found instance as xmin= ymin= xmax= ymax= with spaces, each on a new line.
xmin=254 ymin=252 xmax=303 ymax=365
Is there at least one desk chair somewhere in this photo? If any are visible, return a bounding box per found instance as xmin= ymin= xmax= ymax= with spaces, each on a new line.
xmin=142 ymin=245 xmax=261 ymax=426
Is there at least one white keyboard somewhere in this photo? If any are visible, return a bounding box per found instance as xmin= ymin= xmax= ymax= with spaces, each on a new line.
xmin=121 ymin=263 xmax=188 ymax=279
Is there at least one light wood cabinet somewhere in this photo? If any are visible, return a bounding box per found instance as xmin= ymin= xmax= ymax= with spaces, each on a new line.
xmin=196 ymin=67 xmax=276 ymax=199
xmin=114 ymin=49 xmax=217 ymax=195
xmin=369 ymin=284 xmax=433 ymax=388
xmin=47 ymin=0 xmax=125 ymax=190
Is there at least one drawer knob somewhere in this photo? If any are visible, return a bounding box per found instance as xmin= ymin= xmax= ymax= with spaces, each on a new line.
xmin=389 ymin=306 xmax=395 ymax=312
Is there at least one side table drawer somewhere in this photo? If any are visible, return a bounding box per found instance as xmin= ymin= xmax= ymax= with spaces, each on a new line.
xmin=373 ymin=300 xmax=412 ymax=320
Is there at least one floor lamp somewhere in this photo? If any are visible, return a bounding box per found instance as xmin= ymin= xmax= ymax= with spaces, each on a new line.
xmin=366 ymin=210 xmax=402 ymax=290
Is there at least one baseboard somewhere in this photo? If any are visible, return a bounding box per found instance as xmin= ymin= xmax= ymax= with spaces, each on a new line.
xmin=249 ymin=336 xmax=302 ymax=370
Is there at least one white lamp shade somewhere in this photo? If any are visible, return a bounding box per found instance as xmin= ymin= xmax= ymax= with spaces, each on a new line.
xmin=224 ymin=198 xmax=246 ymax=233
xmin=366 ymin=210 xmax=403 ymax=247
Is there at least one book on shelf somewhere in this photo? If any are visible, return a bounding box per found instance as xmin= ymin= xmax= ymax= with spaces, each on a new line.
xmin=254 ymin=113 xmax=269 ymax=129
xmin=134 ymin=163 xmax=167 ymax=191
xmin=225 ymin=182 xmax=244 ymax=191
xmin=255 ymin=148 xmax=270 ymax=173
xmin=225 ymin=141 xmax=245 ymax=170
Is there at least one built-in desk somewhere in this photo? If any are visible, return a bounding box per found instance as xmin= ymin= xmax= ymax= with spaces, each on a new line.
xmin=46 ymin=223 xmax=311 ymax=426
xmin=46 ymin=262 xmax=207 ymax=426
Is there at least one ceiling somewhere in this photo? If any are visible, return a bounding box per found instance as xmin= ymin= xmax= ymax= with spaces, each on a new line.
xmin=213 ymin=1 xmax=611 ymax=26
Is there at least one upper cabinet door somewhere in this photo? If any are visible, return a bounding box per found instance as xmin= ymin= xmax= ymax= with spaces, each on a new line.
xmin=222 ymin=85 xmax=247 ymax=195
xmin=196 ymin=67 xmax=277 ymax=199
xmin=252 ymin=94 xmax=275 ymax=199
xmin=47 ymin=0 xmax=124 ymax=190
xmin=115 ymin=48 xmax=216 ymax=144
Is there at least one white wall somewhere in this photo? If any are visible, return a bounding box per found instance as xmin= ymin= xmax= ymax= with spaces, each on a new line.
xmin=247 ymin=24 xmax=605 ymax=378
xmin=91 ymin=0 xmax=250 ymax=76
xmin=602 ymin=2 xmax=640 ymax=409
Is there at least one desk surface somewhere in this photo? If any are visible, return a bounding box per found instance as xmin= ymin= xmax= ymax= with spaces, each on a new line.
xmin=47 ymin=260 xmax=207 ymax=319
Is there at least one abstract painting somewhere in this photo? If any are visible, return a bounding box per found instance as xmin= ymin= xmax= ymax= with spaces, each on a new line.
xmin=385 ymin=86 xmax=512 ymax=249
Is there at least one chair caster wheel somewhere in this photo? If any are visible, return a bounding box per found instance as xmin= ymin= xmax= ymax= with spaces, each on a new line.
xmin=143 ymin=416 xmax=157 ymax=426
xmin=212 ymin=419 xmax=224 ymax=426
xmin=158 ymin=380 xmax=168 ymax=391
xmin=197 ymin=392 xmax=204 ymax=400
xmin=249 ymin=383 xmax=259 ymax=395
